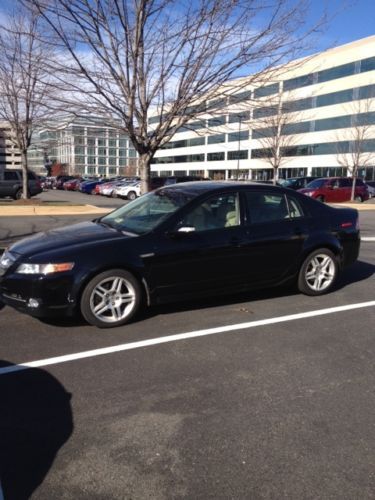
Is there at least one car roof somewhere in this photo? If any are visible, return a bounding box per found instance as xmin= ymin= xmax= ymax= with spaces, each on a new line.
xmin=158 ymin=180 xmax=285 ymax=196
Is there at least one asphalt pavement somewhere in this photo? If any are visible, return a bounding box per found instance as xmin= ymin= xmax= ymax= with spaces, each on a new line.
xmin=0 ymin=189 xmax=375 ymax=499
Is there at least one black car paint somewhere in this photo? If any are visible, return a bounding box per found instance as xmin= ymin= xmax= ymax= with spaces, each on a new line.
xmin=0 ymin=182 xmax=360 ymax=319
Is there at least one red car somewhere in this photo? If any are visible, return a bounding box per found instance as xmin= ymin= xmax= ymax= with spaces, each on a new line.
xmin=63 ymin=178 xmax=81 ymax=191
xmin=298 ymin=177 xmax=369 ymax=203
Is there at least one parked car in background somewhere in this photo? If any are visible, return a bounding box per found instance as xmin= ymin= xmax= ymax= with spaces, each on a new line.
xmin=55 ymin=175 xmax=76 ymax=190
xmin=0 ymin=181 xmax=360 ymax=328
xmin=279 ymin=176 xmax=319 ymax=190
xmin=79 ymin=178 xmax=109 ymax=194
xmin=298 ymin=177 xmax=369 ymax=203
xmin=0 ymin=169 xmax=42 ymax=199
xmin=164 ymin=175 xmax=205 ymax=185
xmin=63 ymin=178 xmax=81 ymax=191
xmin=114 ymin=181 xmax=141 ymax=200
xmin=365 ymin=180 xmax=375 ymax=197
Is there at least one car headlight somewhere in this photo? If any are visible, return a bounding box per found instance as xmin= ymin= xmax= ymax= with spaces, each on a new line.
xmin=16 ymin=262 xmax=75 ymax=275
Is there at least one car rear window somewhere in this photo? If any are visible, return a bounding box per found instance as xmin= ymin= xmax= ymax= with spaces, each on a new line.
xmin=4 ymin=171 xmax=19 ymax=181
xmin=305 ymin=179 xmax=326 ymax=188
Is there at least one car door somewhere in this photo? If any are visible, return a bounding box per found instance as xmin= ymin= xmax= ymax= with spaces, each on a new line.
xmin=240 ymin=190 xmax=308 ymax=286
xmin=0 ymin=171 xmax=20 ymax=197
xmin=145 ymin=191 xmax=249 ymax=301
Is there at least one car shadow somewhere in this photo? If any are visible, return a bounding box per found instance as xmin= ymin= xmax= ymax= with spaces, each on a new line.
xmin=35 ymin=259 xmax=374 ymax=328
xmin=0 ymin=361 xmax=73 ymax=499
xmin=335 ymin=259 xmax=375 ymax=289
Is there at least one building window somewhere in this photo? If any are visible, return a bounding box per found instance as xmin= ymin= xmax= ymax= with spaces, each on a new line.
xmin=109 ymin=148 xmax=117 ymax=156
xmin=228 ymin=111 xmax=250 ymax=123
xmin=75 ymin=146 xmax=85 ymax=155
xmin=207 ymin=134 xmax=226 ymax=144
xmin=207 ymin=152 xmax=225 ymax=161
xmin=316 ymin=89 xmax=353 ymax=108
xmin=109 ymin=139 xmax=117 ymax=147
xmin=98 ymin=147 xmax=107 ymax=155
xmin=360 ymin=56 xmax=375 ymax=73
xmin=208 ymin=116 xmax=226 ymax=127
xmin=228 ymin=90 xmax=252 ymax=104
xmin=317 ymin=62 xmax=356 ymax=83
xmin=284 ymin=73 xmax=315 ymax=91
xmin=254 ymin=83 xmax=279 ymax=98
xmin=228 ymin=150 xmax=248 ymax=160
xmin=228 ymin=130 xmax=249 ymax=142
xmin=253 ymin=105 xmax=278 ymax=119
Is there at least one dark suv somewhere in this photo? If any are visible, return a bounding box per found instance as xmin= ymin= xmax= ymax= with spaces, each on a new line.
xmin=0 ymin=169 xmax=42 ymax=199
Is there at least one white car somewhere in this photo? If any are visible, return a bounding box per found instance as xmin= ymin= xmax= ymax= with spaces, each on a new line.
xmin=115 ymin=181 xmax=141 ymax=200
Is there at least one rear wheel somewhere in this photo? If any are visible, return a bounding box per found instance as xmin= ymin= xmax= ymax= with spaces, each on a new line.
xmin=354 ymin=195 xmax=363 ymax=202
xmin=298 ymin=249 xmax=338 ymax=296
xmin=127 ymin=190 xmax=137 ymax=201
xmin=14 ymin=189 xmax=22 ymax=200
xmin=80 ymin=269 xmax=142 ymax=328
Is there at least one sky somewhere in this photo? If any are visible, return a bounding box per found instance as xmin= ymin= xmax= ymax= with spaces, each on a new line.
xmin=0 ymin=0 xmax=373 ymax=51
xmin=309 ymin=0 xmax=375 ymax=52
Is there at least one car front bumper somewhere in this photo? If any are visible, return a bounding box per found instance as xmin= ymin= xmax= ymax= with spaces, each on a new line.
xmin=0 ymin=272 xmax=77 ymax=318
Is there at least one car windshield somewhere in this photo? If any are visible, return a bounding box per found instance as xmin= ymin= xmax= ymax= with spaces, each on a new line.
xmin=99 ymin=189 xmax=194 ymax=235
xmin=279 ymin=179 xmax=296 ymax=187
xmin=305 ymin=179 xmax=326 ymax=188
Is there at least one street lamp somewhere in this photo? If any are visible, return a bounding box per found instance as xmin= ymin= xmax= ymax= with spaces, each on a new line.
xmin=236 ymin=114 xmax=242 ymax=180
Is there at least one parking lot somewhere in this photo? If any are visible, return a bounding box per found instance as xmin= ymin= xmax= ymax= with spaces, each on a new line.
xmin=0 ymin=190 xmax=375 ymax=499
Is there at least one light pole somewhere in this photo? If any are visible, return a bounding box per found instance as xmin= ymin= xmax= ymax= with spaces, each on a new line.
xmin=236 ymin=114 xmax=242 ymax=180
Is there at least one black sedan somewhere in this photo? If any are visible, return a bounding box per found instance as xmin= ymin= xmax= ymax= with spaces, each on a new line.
xmin=0 ymin=182 xmax=360 ymax=328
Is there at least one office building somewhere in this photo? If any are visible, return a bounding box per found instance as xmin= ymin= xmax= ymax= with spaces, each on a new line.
xmin=32 ymin=115 xmax=138 ymax=177
xmin=150 ymin=35 xmax=375 ymax=181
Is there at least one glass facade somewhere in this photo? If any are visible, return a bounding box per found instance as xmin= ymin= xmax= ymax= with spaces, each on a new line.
xmin=35 ymin=118 xmax=137 ymax=176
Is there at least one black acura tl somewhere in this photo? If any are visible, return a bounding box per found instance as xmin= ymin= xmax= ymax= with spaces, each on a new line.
xmin=0 ymin=182 xmax=360 ymax=328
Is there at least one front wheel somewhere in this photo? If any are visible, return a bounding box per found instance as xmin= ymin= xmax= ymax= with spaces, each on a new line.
xmin=80 ymin=269 xmax=142 ymax=328
xmin=298 ymin=249 xmax=338 ymax=296
xmin=354 ymin=195 xmax=363 ymax=202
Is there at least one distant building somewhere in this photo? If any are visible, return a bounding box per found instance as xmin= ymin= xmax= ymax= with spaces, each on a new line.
xmin=0 ymin=123 xmax=22 ymax=175
xmin=32 ymin=115 xmax=138 ymax=176
xmin=150 ymin=35 xmax=375 ymax=181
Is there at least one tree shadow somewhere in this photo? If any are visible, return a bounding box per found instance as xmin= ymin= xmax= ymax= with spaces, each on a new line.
xmin=0 ymin=361 xmax=73 ymax=500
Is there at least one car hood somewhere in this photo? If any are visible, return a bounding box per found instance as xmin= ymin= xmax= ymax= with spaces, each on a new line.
xmin=8 ymin=221 xmax=130 ymax=257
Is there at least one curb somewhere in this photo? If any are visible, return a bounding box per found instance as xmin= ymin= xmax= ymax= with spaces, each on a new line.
xmin=0 ymin=204 xmax=111 ymax=216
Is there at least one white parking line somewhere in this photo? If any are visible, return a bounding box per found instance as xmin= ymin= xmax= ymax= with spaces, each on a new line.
xmin=361 ymin=236 xmax=375 ymax=241
xmin=1 ymin=300 xmax=375 ymax=377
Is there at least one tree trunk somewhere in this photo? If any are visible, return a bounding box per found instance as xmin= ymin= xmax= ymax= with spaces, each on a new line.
xmin=350 ymin=174 xmax=357 ymax=201
xmin=21 ymin=150 xmax=29 ymax=199
xmin=139 ymin=153 xmax=152 ymax=194
xmin=273 ymin=166 xmax=279 ymax=185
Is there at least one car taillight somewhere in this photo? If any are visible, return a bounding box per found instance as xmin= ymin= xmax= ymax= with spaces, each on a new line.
xmin=340 ymin=222 xmax=353 ymax=228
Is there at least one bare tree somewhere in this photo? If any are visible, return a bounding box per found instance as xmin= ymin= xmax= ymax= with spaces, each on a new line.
xmin=0 ymin=6 xmax=53 ymax=199
xmin=251 ymin=89 xmax=307 ymax=184
xmin=23 ymin=0 xmax=327 ymax=193
xmin=336 ymin=95 xmax=375 ymax=201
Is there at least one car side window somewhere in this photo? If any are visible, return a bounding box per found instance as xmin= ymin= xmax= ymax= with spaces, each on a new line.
xmin=245 ymin=192 xmax=289 ymax=224
xmin=286 ymin=196 xmax=305 ymax=218
xmin=339 ymin=178 xmax=351 ymax=187
xmin=4 ymin=171 xmax=19 ymax=181
xmin=178 ymin=193 xmax=240 ymax=232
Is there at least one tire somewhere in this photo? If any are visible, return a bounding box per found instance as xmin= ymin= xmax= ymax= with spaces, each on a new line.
xmin=80 ymin=269 xmax=142 ymax=328
xmin=14 ymin=189 xmax=22 ymax=200
xmin=127 ymin=191 xmax=137 ymax=201
xmin=111 ymin=191 xmax=117 ymax=198
xmin=316 ymin=195 xmax=325 ymax=203
xmin=354 ymin=195 xmax=363 ymax=202
xmin=298 ymin=249 xmax=338 ymax=296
